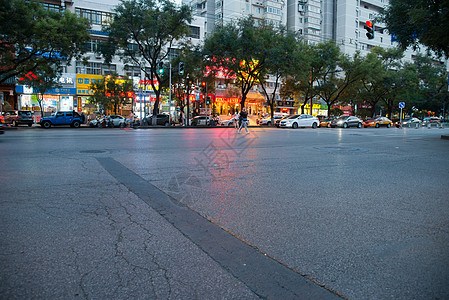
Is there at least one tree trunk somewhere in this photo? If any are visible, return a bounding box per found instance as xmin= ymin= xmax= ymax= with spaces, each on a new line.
xmin=152 ymin=98 xmax=160 ymax=125
xmin=270 ymin=100 xmax=275 ymax=126
xmin=39 ymin=95 xmax=44 ymax=118
xmin=240 ymin=94 xmax=246 ymax=109
xmin=301 ymin=102 xmax=306 ymax=114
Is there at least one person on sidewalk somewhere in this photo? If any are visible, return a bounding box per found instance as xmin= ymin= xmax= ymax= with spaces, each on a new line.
xmin=234 ymin=110 xmax=240 ymax=130
xmin=238 ymin=107 xmax=250 ymax=133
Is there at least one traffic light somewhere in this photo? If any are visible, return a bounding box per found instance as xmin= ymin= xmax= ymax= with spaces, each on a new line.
xmin=206 ymin=97 xmax=210 ymax=105
xmin=179 ymin=62 xmax=184 ymax=75
xmin=158 ymin=62 xmax=164 ymax=75
xmin=365 ymin=21 xmax=374 ymax=40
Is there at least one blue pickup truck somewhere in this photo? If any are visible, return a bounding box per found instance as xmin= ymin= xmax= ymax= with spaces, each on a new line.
xmin=40 ymin=111 xmax=85 ymax=128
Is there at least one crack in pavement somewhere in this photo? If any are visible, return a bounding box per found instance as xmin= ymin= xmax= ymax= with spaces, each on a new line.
xmin=97 ymin=157 xmax=343 ymax=299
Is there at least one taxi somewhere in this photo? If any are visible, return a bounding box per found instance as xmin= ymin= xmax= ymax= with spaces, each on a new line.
xmin=364 ymin=116 xmax=393 ymax=128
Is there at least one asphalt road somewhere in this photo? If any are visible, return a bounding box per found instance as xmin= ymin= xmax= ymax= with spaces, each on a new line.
xmin=1 ymin=126 xmax=448 ymax=299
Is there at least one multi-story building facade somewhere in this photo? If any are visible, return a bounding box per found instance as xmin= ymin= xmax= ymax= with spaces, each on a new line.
xmin=185 ymin=0 xmax=447 ymax=116
xmin=14 ymin=0 xmax=206 ymax=119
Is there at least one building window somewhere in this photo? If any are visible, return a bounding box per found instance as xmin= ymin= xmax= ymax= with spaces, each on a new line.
xmin=41 ymin=3 xmax=64 ymax=12
xmin=76 ymin=62 xmax=115 ymax=75
xmin=85 ymin=39 xmax=103 ymax=53
xmin=76 ymin=8 xmax=113 ymax=25
xmin=189 ymin=26 xmax=200 ymax=39
xmin=102 ymin=64 xmax=116 ymax=75
xmin=168 ymin=48 xmax=180 ymax=60
xmin=127 ymin=43 xmax=141 ymax=57
xmin=125 ymin=65 xmax=141 ymax=77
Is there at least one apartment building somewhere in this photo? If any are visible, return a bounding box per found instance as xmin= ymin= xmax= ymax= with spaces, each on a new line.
xmin=15 ymin=0 xmax=206 ymax=117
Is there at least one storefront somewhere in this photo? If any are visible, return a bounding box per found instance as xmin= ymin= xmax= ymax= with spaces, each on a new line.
xmin=76 ymin=74 xmax=103 ymax=116
xmin=16 ymin=86 xmax=77 ymax=122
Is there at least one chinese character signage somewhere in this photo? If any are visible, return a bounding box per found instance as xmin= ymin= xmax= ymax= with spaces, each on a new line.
xmin=76 ymin=74 xmax=104 ymax=95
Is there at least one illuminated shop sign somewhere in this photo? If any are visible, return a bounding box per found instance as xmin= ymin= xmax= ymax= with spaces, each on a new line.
xmin=76 ymin=74 xmax=104 ymax=95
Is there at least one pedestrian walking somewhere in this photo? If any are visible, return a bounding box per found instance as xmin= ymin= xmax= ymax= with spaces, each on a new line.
xmin=238 ymin=107 xmax=249 ymax=133
xmin=234 ymin=110 xmax=240 ymax=130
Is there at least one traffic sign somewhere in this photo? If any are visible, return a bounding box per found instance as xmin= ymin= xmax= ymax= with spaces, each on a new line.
xmin=399 ymin=102 xmax=405 ymax=109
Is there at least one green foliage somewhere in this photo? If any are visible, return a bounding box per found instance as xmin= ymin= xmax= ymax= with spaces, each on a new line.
xmin=330 ymin=107 xmax=343 ymax=117
xmin=89 ymin=74 xmax=134 ymax=115
xmin=382 ymin=0 xmax=449 ymax=57
xmin=203 ymin=17 xmax=270 ymax=107
xmin=102 ymin=0 xmax=193 ymax=117
xmin=256 ymin=25 xmax=301 ymax=123
xmin=0 ymin=0 xmax=90 ymax=84
xmin=19 ymin=65 xmax=61 ymax=117
xmin=170 ymin=44 xmax=205 ymax=111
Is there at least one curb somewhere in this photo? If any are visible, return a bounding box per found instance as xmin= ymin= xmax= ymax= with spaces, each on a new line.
xmin=442 ymin=135 xmax=449 ymax=140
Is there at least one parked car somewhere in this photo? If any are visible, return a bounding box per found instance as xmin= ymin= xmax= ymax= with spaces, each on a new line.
xmin=40 ymin=111 xmax=84 ymax=128
xmin=145 ymin=114 xmax=170 ymax=126
xmin=279 ymin=114 xmax=319 ymax=129
xmin=109 ymin=115 xmax=126 ymax=127
xmin=89 ymin=115 xmax=124 ymax=128
xmin=396 ymin=117 xmax=422 ymax=128
xmin=257 ymin=114 xmax=288 ymax=126
xmin=191 ymin=116 xmax=211 ymax=126
xmin=422 ymin=117 xmax=441 ymax=126
xmin=364 ymin=116 xmax=393 ymax=128
xmin=4 ymin=110 xmax=34 ymax=127
xmin=0 ymin=115 xmax=5 ymax=134
xmin=331 ymin=116 xmax=363 ymax=128
xmin=275 ymin=116 xmax=290 ymax=127
xmin=220 ymin=116 xmax=238 ymax=126
xmin=319 ymin=117 xmax=337 ymax=128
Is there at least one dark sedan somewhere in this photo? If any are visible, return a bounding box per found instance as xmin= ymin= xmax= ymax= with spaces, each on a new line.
xmin=146 ymin=114 xmax=170 ymax=126
xmin=330 ymin=116 xmax=363 ymax=128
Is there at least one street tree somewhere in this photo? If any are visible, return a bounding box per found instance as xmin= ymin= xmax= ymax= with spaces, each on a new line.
xmin=282 ymin=42 xmax=341 ymax=115
xmin=381 ymin=0 xmax=449 ymax=57
xmin=171 ymin=44 xmax=205 ymax=121
xmin=89 ymin=74 xmax=134 ymax=115
xmin=409 ymin=54 xmax=449 ymax=116
xmin=102 ymin=0 xmax=192 ymax=123
xmin=256 ymin=25 xmax=300 ymax=125
xmin=203 ymin=17 xmax=267 ymax=108
xmin=371 ymin=47 xmax=404 ymax=118
xmin=315 ymin=46 xmax=366 ymax=117
xmin=280 ymin=42 xmax=314 ymax=114
xmin=0 ymin=0 xmax=90 ymax=84
xmin=355 ymin=47 xmax=404 ymax=118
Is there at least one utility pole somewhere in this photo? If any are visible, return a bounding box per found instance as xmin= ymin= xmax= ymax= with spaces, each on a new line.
xmin=169 ymin=62 xmax=172 ymax=125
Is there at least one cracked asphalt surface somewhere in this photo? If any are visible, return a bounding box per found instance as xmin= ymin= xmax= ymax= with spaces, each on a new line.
xmin=1 ymin=126 xmax=448 ymax=299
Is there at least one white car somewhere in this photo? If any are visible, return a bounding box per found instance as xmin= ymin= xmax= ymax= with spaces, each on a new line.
xmin=258 ymin=114 xmax=288 ymax=126
xmin=401 ymin=117 xmax=422 ymax=127
xmin=220 ymin=116 xmax=238 ymax=126
xmin=89 ymin=115 xmax=126 ymax=128
xmin=279 ymin=114 xmax=319 ymax=129
xmin=109 ymin=115 xmax=127 ymax=127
